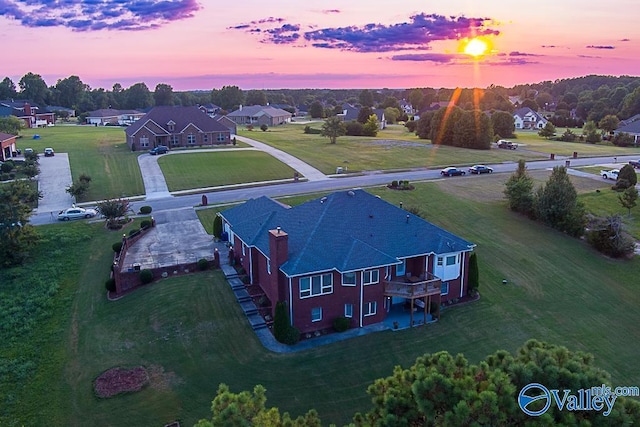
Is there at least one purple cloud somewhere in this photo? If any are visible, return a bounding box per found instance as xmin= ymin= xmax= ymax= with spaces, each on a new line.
xmin=0 ymin=0 xmax=200 ymax=31
xmin=509 ymin=51 xmax=542 ymax=57
xmin=541 ymin=45 xmax=558 ymax=48
xmin=304 ymin=13 xmax=499 ymax=52
xmin=620 ymin=38 xmax=630 ymax=42
xmin=488 ymin=58 xmax=539 ymax=66
xmin=578 ymin=55 xmax=601 ymax=58
xmin=586 ymin=45 xmax=615 ymax=49
xmin=391 ymin=53 xmax=456 ymax=63
xmin=322 ymin=9 xmax=341 ymax=14
xmin=230 ymin=12 xmax=499 ymax=53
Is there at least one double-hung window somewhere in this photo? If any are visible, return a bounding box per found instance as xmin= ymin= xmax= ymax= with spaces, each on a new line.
xmin=311 ymin=307 xmax=322 ymax=322
xmin=342 ymin=272 xmax=356 ymax=286
xmin=187 ymin=133 xmax=196 ymax=145
xmin=364 ymin=301 xmax=377 ymax=316
xmin=344 ymin=304 xmax=353 ymax=318
xmin=363 ymin=269 xmax=379 ymax=285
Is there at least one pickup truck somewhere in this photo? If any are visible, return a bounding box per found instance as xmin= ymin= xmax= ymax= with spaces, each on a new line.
xmin=629 ymin=160 xmax=640 ymax=169
xmin=601 ymin=169 xmax=619 ymax=180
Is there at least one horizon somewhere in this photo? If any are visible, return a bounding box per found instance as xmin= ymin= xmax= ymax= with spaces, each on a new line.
xmin=2 ymin=1 xmax=639 ymax=91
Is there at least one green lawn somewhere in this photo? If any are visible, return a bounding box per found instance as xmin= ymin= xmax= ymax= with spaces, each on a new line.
xmin=20 ymin=126 xmax=144 ymax=201
xmin=239 ymin=124 xmax=543 ymax=174
xmin=512 ymin=129 xmax=640 ymax=156
xmin=157 ymin=151 xmax=297 ymax=191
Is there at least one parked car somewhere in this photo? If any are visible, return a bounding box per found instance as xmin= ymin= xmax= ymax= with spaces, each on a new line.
xmin=629 ymin=159 xmax=640 ymax=169
xmin=440 ymin=167 xmax=466 ymax=177
xmin=469 ymin=165 xmax=493 ymax=174
xmin=600 ymin=169 xmax=619 ymax=180
xmin=24 ymin=148 xmax=34 ymax=155
xmin=57 ymin=207 xmax=98 ymax=221
xmin=44 ymin=147 xmax=55 ymax=157
xmin=149 ymin=145 xmax=169 ymax=155
xmin=497 ymin=140 xmax=518 ymax=149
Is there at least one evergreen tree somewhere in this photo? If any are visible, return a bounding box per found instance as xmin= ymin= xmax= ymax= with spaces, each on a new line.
xmin=362 ymin=114 xmax=379 ymax=137
xmin=538 ymin=121 xmax=556 ymax=139
xmin=504 ymin=160 xmax=534 ymax=215
xmin=534 ymin=166 xmax=586 ymax=236
xmin=619 ymin=186 xmax=638 ymax=217
xmin=467 ymin=253 xmax=479 ymax=295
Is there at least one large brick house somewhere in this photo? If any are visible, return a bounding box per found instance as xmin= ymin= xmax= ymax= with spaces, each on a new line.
xmin=125 ymin=106 xmax=231 ymax=151
xmin=0 ymin=100 xmax=55 ymax=128
xmin=0 ymin=132 xmax=18 ymax=162
xmin=219 ymin=190 xmax=475 ymax=334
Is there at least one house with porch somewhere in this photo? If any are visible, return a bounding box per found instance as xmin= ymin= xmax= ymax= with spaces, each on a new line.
xmin=125 ymin=106 xmax=231 ymax=151
xmin=227 ymin=105 xmax=292 ymax=127
xmin=0 ymin=132 xmax=18 ymax=162
xmin=85 ymin=109 xmax=145 ymax=126
xmin=0 ymin=100 xmax=55 ymax=128
xmin=513 ymin=107 xmax=548 ymax=130
xmin=219 ymin=189 xmax=475 ymax=334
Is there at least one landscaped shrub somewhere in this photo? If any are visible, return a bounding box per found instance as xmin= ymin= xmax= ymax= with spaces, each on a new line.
xmin=1 ymin=162 xmax=14 ymax=173
xmin=391 ymin=180 xmax=398 ymax=188
xmin=260 ymin=124 xmax=268 ymax=132
xmin=303 ymin=125 xmax=322 ymax=134
xmin=284 ymin=327 xmax=300 ymax=345
xmin=213 ymin=215 xmax=222 ymax=239
xmin=333 ymin=316 xmax=350 ymax=332
xmin=129 ymin=229 xmax=140 ymax=237
xmin=467 ymin=253 xmax=479 ymax=295
xmin=139 ymin=206 xmax=152 ymax=214
xmin=105 ymin=278 xmax=116 ymax=292
xmin=112 ymin=241 xmax=123 ymax=253
xmin=139 ymin=269 xmax=153 ymax=284
xmin=140 ymin=220 xmax=152 ymax=229
xmin=197 ymin=258 xmax=209 ymax=271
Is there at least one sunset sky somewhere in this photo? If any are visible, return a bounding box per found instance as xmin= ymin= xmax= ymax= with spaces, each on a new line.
xmin=1 ymin=0 xmax=638 ymax=91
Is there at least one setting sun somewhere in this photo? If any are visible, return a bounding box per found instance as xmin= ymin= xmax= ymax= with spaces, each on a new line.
xmin=462 ymin=37 xmax=491 ymax=58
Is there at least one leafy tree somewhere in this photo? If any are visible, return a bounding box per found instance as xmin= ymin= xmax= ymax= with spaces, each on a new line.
xmin=490 ymin=110 xmax=515 ymax=138
xmin=407 ymin=89 xmax=424 ymax=112
xmin=97 ymin=198 xmax=131 ymax=229
xmin=245 ymin=90 xmax=268 ymax=106
xmin=537 ymin=121 xmax=556 ymax=139
xmin=308 ymin=101 xmax=324 ymax=119
xmin=587 ymin=215 xmax=636 ymax=258
xmin=0 ymin=180 xmax=41 ymax=267
xmin=260 ymin=124 xmax=268 ymax=132
xmin=598 ymin=114 xmax=620 ymax=133
xmin=124 ymin=82 xmax=153 ymax=109
xmin=211 ymin=85 xmax=244 ymax=111
xmin=520 ymin=98 xmax=539 ymax=111
xmin=195 ymin=384 xmax=321 ymax=427
xmin=380 ymin=96 xmax=400 ymax=110
xmin=452 ymin=110 xmax=492 ymax=149
xmin=19 ymin=72 xmax=49 ymax=105
xmin=320 ymin=116 xmax=346 ymax=144
xmin=582 ymin=120 xmax=600 ymax=143
xmin=504 ymin=160 xmax=534 ymax=215
xmin=614 ymin=164 xmax=638 ymax=191
xmin=0 ymin=116 xmax=24 ymax=135
xmin=620 ymin=86 xmax=640 ymax=118
xmin=404 ymin=120 xmax=417 ymax=133
xmin=153 ymin=83 xmax=174 ymax=106
xmin=618 ymin=186 xmax=638 ymax=216
xmin=0 ymin=77 xmax=17 ymax=99
xmin=357 ymin=106 xmax=374 ymax=124
xmin=415 ymin=111 xmax=434 ymax=139
xmin=430 ymin=106 xmax=463 ymax=145
xmin=536 ymin=92 xmax=553 ymax=110
xmin=359 ymin=89 xmax=374 ymax=107
xmin=534 ymin=166 xmax=586 ymax=236
xmin=345 ymin=120 xmax=364 ymax=136
xmin=560 ymin=128 xmax=577 ymax=142
xmin=55 ymin=75 xmax=87 ymax=108
xmin=66 ymin=181 xmax=89 ymax=200
xmin=612 ymin=132 xmax=634 ymax=147
xmin=383 ymin=107 xmax=400 ymax=124
xmin=467 ymin=253 xmax=479 ymax=295
xmin=362 ymin=114 xmax=379 ymax=137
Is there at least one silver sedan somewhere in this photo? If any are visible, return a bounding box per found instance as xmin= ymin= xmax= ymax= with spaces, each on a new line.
xmin=57 ymin=207 xmax=98 ymax=221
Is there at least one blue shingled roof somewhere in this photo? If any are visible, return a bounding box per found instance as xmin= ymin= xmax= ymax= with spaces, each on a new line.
xmin=220 ymin=190 xmax=474 ymax=277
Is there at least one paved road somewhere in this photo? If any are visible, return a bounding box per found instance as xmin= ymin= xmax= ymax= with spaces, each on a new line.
xmin=30 ymin=154 xmax=639 ymax=226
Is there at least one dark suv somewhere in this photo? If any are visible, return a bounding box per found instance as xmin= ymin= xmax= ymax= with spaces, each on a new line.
xmin=149 ymin=145 xmax=169 ymax=155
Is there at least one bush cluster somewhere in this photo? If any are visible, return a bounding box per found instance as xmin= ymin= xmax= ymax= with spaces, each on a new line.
xmin=197 ymin=258 xmax=209 ymax=271
xmin=332 ymin=317 xmax=350 ymax=332
xmin=139 ymin=269 xmax=153 ymax=284
xmin=140 ymin=220 xmax=152 ymax=229
xmin=112 ymin=241 xmax=123 ymax=253
xmin=303 ymin=125 xmax=322 ymax=134
xmin=139 ymin=206 xmax=152 ymax=214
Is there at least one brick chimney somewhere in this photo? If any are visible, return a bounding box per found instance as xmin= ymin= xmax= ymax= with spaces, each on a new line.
xmin=268 ymin=227 xmax=288 ymax=301
xmin=24 ymin=102 xmax=32 ymax=116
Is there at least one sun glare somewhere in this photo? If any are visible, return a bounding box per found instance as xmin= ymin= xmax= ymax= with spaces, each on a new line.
xmin=462 ymin=37 xmax=490 ymax=58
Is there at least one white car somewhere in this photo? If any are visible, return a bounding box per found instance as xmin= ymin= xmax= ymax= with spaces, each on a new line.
xmin=57 ymin=207 xmax=98 ymax=221
xmin=600 ymin=169 xmax=619 ymax=180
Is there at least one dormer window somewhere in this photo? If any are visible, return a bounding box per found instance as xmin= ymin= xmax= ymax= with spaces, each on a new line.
xmin=167 ymin=120 xmax=175 ymax=132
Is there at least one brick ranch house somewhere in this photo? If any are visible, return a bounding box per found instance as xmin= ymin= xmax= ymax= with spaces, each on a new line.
xmin=0 ymin=132 xmax=18 ymax=162
xmin=219 ymin=189 xmax=475 ymax=335
xmin=125 ymin=106 xmax=231 ymax=151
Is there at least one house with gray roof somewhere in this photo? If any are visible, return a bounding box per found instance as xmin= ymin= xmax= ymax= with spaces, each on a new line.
xmin=513 ymin=107 xmax=548 ymax=130
xmin=85 ymin=108 xmax=145 ymax=126
xmin=227 ymin=105 xmax=292 ymax=127
xmin=614 ymin=119 xmax=640 ymax=145
xmin=124 ymin=106 xmax=231 ymax=151
xmin=0 ymin=100 xmax=55 ymax=128
xmin=339 ymin=104 xmax=387 ymax=129
xmin=219 ymin=189 xmax=475 ymax=334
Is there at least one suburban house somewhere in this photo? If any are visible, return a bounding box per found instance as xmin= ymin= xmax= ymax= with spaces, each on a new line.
xmin=614 ymin=119 xmax=640 ymax=145
xmin=0 ymin=132 xmax=18 ymax=162
xmin=513 ymin=107 xmax=548 ymax=130
xmin=340 ymin=104 xmax=387 ymax=129
xmin=124 ymin=106 xmax=231 ymax=151
xmin=198 ymin=103 xmax=222 ymax=117
xmin=47 ymin=105 xmax=76 ymax=118
xmin=219 ymin=189 xmax=475 ymax=335
xmin=227 ymin=105 xmax=292 ymax=127
xmin=85 ymin=109 xmax=145 ymax=126
xmin=0 ymin=100 xmax=55 ymax=128
xmin=211 ymin=114 xmax=237 ymax=135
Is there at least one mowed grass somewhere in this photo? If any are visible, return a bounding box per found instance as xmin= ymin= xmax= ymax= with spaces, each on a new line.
xmin=239 ymin=124 xmax=543 ymax=174
xmin=157 ymin=151 xmax=297 ymax=191
xmin=5 ymin=178 xmax=626 ymax=426
xmin=512 ymin=129 xmax=640 ymax=156
xmin=20 ymin=126 xmax=144 ymax=200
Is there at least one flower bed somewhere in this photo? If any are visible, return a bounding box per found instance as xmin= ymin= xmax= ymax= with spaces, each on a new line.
xmin=94 ymin=366 xmax=149 ymax=398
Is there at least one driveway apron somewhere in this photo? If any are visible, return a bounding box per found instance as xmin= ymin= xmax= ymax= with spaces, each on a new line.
xmin=137 ymin=153 xmax=171 ymax=199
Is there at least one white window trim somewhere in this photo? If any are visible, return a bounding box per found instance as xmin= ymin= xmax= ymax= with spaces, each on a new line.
xmin=362 ymin=269 xmax=379 ymax=286
xmin=364 ymin=301 xmax=377 ymax=316
xmin=344 ymin=304 xmax=353 ymax=318
xmin=267 ymin=258 xmax=271 ymax=275
xmin=311 ymin=307 xmax=322 ymax=322
xmin=217 ymin=133 xmax=226 ymax=142
xmin=396 ymin=260 xmax=406 ymax=277
xmin=342 ymin=272 xmax=356 ymax=286
xmin=299 ymin=274 xmax=333 ymax=299
xmin=441 ymin=281 xmax=449 ymax=295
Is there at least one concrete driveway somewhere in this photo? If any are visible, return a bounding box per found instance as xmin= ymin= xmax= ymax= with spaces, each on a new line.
xmin=35 ymin=153 xmax=75 ymax=215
